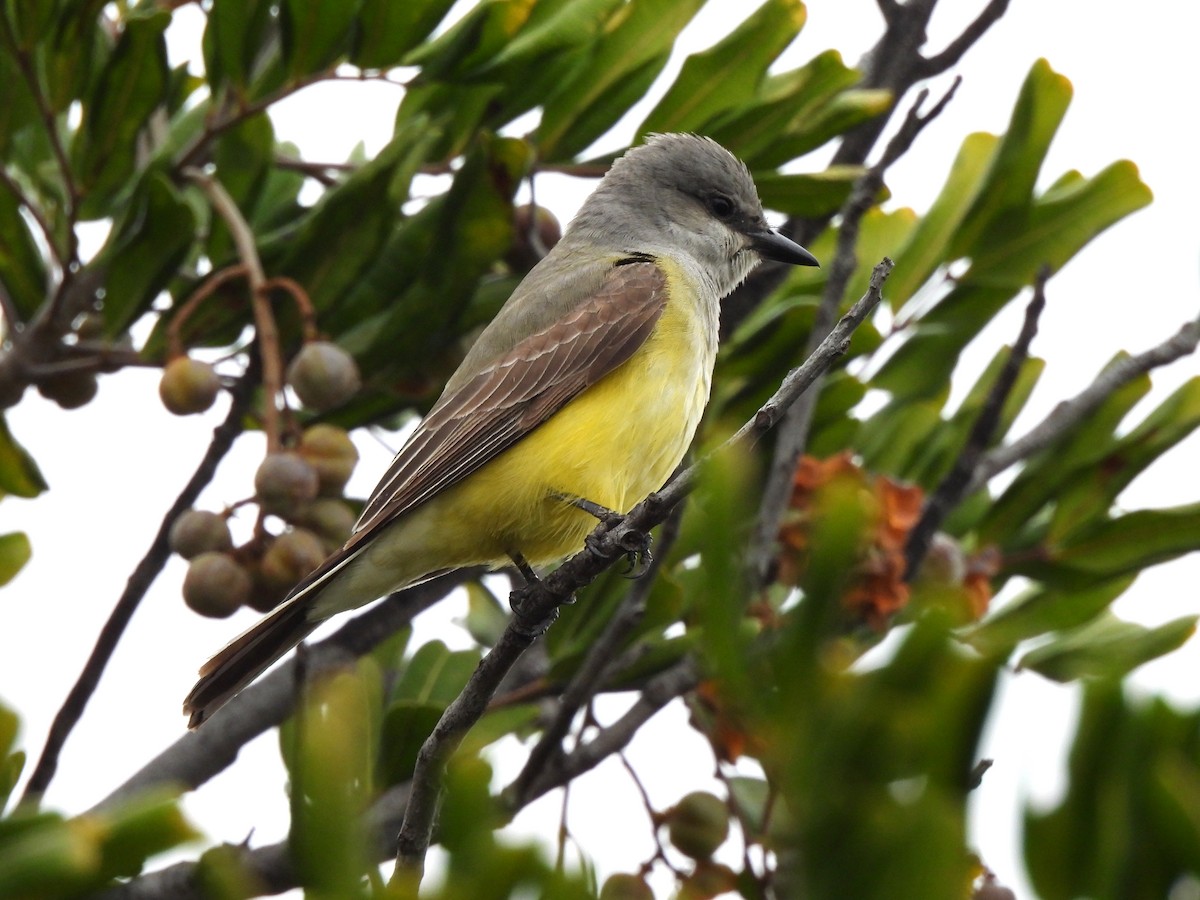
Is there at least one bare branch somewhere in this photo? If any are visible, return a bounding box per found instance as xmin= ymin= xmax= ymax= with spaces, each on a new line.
xmin=905 ymin=267 xmax=1048 ymax=578
xmin=968 ymin=316 xmax=1200 ymax=493
xmin=510 ymin=658 xmax=701 ymax=808
xmin=185 ymin=170 xmax=285 ymax=451
xmin=920 ymin=0 xmax=1012 ymax=76
xmin=22 ymin=366 xmax=260 ymax=805
xmin=745 ymin=84 xmax=960 ymax=586
xmin=89 ymin=572 xmax=470 ymax=815
xmin=507 ymin=509 xmax=683 ymax=804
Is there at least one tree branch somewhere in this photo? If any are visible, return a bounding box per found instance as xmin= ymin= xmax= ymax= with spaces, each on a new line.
xmin=904 ymin=266 xmax=1048 ymax=578
xmin=21 ymin=365 xmax=261 ymax=805
xmin=919 ymin=0 xmax=1012 ymax=76
xmin=967 ymin=315 xmax=1200 ymax=493
xmin=389 ymin=261 xmax=892 ymax=877
xmin=89 ymin=572 xmax=471 ymax=816
xmin=746 ymin=82 xmax=959 ymax=587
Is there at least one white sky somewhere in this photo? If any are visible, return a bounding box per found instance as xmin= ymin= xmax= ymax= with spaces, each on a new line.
xmin=2 ymin=2 xmax=1199 ymax=897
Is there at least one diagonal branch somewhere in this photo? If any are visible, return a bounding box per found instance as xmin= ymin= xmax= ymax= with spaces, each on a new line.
xmin=967 ymin=314 xmax=1200 ymax=494
xmin=904 ymin=266 xmax=1048 ymax=579
xmin=390 ymin=260 xmax=893 ymax=877
xmin=22 ymin=365 xmax=260 ymax=805
xmin=90 ymin=571 xmax=471 ymax=815
xmin=919 ymin=0 xmax=1012 ymax=76
xmin=746 ymin=81 xmax=959 ymax=588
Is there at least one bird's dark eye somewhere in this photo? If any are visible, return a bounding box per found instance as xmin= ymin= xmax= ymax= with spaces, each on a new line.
xmin=707 ymin=193 xmax=735 ymax=219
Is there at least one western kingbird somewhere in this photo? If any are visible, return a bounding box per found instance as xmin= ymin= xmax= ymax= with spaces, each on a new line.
xmin=184 ymin=133 xmax=818 ymax=727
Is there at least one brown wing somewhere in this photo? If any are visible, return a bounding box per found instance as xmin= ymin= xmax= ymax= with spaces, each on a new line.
xmin=347 ymin=260 xmax=667 ymax=550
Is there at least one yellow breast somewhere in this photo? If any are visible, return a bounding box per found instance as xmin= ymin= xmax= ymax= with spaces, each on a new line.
xmin=432 ymin=260 xmax=718 ymax=566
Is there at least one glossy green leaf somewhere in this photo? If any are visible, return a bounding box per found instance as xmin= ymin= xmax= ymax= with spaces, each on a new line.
xmin=98 ymin=171 xmax=196 ymax=336
xmin=755 ymin=88 xmax=892 ymax=166
xmin=5 ymin=0 xmax=58 ymax=46
xmin=704 ymin=50 xmax=861 ymax=165
xmin=72 ymin=8 xmax=170 ymax=213
xmin=0 ymin=174 xmax=48 ymax=321
xmin=0 ymin=417 xmax=47 ymax=498
xmin=1019 ymin=613 xmax=1197 ymax=682
xmin=479 ymin=0 xmax=624 ymax=74
xmin=202 ymin=0 xmax=274 ymax=91
xmin=0 ymin=532 xmax=32 ymax=588
xmin=92 ymin=789 xmax=201 ymax=881
xmin=42 ymin=0 xmax=108 ymax=113
xmin=391 ymin=640 xmax=480 ymax=707
xmin=637 ymin=0 xmax=806 ymax=136
xmin=888 ymin=131 xmax=998 ymax=310
xmin=0 ymin=43 xmax=39 ymax=157
xmin=206 ymin=113 xmax=274 ymax=266
xmin=969 ymin=575 xmax=1135 ymax=656
xmin=461 ymin=580 xmax=508 ymax=647
xmin=403 ymin=0 xmax=536 ymax=80
xmin=856 ymin=398 xmax=945 ymax=481
xmin=1047 ymin=378 xmax=1200 ymax=543
xmin=949 ymin=59 xmax=1074 ymax=259
xmin=967 ymin=160 xmax=1152 ymax=284
xmin=754 ymin=166 xmax=863 ymax=218
xmin=0 ymin=750 xmax=23 ymax=817
xmin=280 ymin=0 xmax=357 ymax=80
xmin=978 ymin=356 xmax=1151 ymax=543
xmin=352 ymin=0 xmax=458 ymax=69
xmin=287 ymin=669 xmax=375 ymax=896
xmin=537 ymin=0 xmax=705 ymax=159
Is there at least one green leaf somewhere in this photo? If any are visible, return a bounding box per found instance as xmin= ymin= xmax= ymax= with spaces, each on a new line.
xmin=704 ymin=50 xmax=861 ymax=166
xmin=206 ymin=113 xmax=275 ymax=265
xmin=0 ymin=43 xmax=40 ymax=157
xmin=536 ymin=0 xmax=706 ymax=160
xmin=637 ymin=0 xmax=806 ymax=136
xmin=1046 ymin=378 xmax=1200 ymax=543
xmin=0 ymin=173 xmax=48 ymax=321
xmin=479 ymin=0 xmax=624 ymax=74
xmin=948 ymin=59 xmax=1074 ymax=259
xmin=72 ymin=8 xmax=170 ymax=214
xmin=202 ymin=0 xmax=275 ymax=91
xmin=460 ymin=580 xmax=508 ymax=647
xmin=754 ymin=88 xmax=892 ymax=165
xmin=978 ymin=355 xmax=1151 ymax=543
xmin=352 ymin=0 xmax=458 ymax=69
xmin=1019 ymin=613 xmax=1197 ymax=682
xmin=0 ymin=532 xmax=32 ymax=587
xmin=968 ymin=575 xmax=1136 ymax=656
xmin=403 ymin=0 xmax=536 ymax=80
xmin=391 ymin=640 xmax=480 ymax=708
xmin=280 ymin=0 xmax=358 ymax=79
xmin=97 ymin=171 xmax=196 ymax=336
xmin=0 ymin=416 xmax=47 ymax=498
xmin=0 ymin=750 xmax=23 ymax=817
xmin=887 ymin=131 xmax=998 ymax=310
xmin=753 ymin=166 xmax=863 ymax=218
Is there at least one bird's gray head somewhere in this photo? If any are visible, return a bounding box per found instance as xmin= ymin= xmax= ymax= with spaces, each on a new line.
xmin=566 ymin=133 xmax=818 ymax=295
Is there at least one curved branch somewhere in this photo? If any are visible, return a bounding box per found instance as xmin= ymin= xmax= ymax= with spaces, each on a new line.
xmin=22 ymin=365 xmax=261 ymax=804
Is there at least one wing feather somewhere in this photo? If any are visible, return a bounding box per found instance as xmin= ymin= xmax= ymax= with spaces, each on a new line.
xmin=346 ymin=261 xmax=668 ymax=549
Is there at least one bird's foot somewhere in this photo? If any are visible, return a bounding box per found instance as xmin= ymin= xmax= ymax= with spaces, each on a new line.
xmin=508 ymin=551 xmax=570 ymax=636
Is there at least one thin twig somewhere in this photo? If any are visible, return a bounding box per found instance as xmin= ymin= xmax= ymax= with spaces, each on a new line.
xmin=920 ymin=0 xmax=1012 ymax=76
xmin=507 ymin=509 xmax=682 ymax=804
xmin=21 ymin=365 xmax=260 ymax=804
xmin=967 ymin=315 xmax=1200 ymax=493
xmin=185 ymin=169 xmax=285 ymax=451
xmin=165 ymin=264 xmax=249 ymax=359
xmin=0 ymin=165 xmax=62 ymax=274
xmin=745 ymin=82 xmax=958 ymax=587
xmin=904 ymin=266 xmax=1048 ymax=578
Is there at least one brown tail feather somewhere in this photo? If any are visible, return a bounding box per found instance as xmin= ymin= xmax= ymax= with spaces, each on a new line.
xmin=183 ymin=597 xmax=318 ymax=728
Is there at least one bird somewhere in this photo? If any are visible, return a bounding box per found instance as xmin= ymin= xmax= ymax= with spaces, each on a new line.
xmin=184 ymin=133 xmax=819 ymax=727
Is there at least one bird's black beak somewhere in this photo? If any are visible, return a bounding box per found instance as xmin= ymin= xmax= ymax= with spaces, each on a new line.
xmin=749 ymin=228 xmax=820 ymax=267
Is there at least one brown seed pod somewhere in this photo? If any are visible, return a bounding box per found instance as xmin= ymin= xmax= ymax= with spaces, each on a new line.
xmin=38 ymin=370 xmax=99 ymax=410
